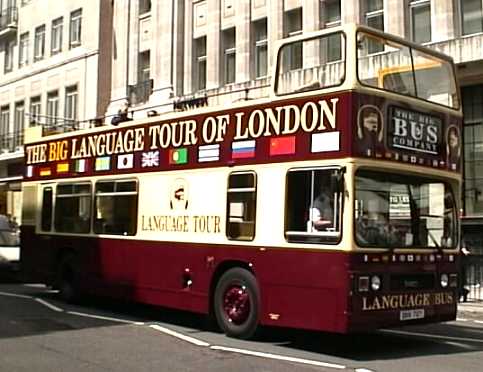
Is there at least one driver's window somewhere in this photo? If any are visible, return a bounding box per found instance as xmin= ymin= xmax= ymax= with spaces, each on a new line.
xmin=285 ymin=168 xmax=343 ymax=244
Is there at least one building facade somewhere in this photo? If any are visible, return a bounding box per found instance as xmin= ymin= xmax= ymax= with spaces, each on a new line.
xmin=1 ymin=0 xmax=483 ymax=257
xmin=0 ymin=0 xmax=112 ymax=222
xmin=108 ymin=0 xmax=483 ymax=255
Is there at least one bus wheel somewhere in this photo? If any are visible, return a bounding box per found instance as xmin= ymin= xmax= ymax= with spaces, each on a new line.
xmin=214 ymin=268 xmax=260 ymax=339
xmin=57 ymin=257 xmax=80 ymax=303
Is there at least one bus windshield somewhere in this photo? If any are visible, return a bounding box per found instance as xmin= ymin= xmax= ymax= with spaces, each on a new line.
xmin=355 ymin=170 xmax=457 ymax=249
xmin=357 ymin=31 xmax=459 ymax=109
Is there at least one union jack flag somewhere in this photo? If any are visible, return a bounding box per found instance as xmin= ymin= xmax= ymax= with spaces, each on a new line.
xmin=142 ymin=150 xmax=160 ymax=167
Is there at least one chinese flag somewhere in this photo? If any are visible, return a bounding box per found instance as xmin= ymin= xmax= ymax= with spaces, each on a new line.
xmin=269 ymin=136 xmax=296 ymax=156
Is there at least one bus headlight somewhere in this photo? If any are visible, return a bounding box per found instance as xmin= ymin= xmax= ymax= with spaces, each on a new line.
xmin=371 ymin=275 xmax=381 ymax=291
xmin=440 ymin=273 xmax=449 ymax=288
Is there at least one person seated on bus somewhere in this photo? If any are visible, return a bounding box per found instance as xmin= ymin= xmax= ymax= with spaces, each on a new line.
xmin=309 ymin=187 xmax=334 ymax=232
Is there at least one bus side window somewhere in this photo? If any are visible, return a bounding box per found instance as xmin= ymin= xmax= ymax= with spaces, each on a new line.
xmin=54 ymin=183 xmax=92 ymax=234
xmin=41 ymin=187 xmax=53 ymax=231
xmin=226 ymin=172 xmax=257 ymax=241
xmin=285 ymin=168 xmax=342 ymax=244
xmin=94 ymin=180 xmax=138 ymax=236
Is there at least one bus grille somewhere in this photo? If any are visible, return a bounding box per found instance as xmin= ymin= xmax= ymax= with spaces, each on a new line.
xmin=390 ymin=274 xmax=435 ymax=291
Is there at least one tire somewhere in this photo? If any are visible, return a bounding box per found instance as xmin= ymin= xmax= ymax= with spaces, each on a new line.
xmin=57 ymin=256 xmax=81 ymax=303
xmin=214 ymin=268 xmax=260 ymax=339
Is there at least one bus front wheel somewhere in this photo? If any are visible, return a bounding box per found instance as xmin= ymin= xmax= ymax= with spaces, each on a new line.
xmin=214 ymin=268 xmax=260 ymax=339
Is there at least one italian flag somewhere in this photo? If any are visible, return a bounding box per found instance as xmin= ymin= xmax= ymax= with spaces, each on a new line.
xmin=169 ymin=148 xmax=188 ymax=165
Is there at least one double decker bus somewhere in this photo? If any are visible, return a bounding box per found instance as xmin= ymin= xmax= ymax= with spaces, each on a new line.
xmin=21 ymin=24 xmax=462 ymax=339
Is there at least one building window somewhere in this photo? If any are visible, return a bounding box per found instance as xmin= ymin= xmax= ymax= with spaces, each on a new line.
xmin=51 ymin=17 xmax=63 ymax=54
xmin=284 ymin=8 xmax=303 ymax=70
xmin=285 ymin=168 xmax=343 ymax=244
xmin=65 ymin=86 xmax=78 ymax=126
xmin=253 ymin=18 xmax=268 ymax=78
xmin=29 ymin=96 xmax=41 ymax=126
xmin=0 ymin=105 xmax=9 ymax=150
xmin=223 ymin=28 xmax=236 ymax=84
xmin=34 ymin=25 xmax=46 ymax=61
xmin=324 ymin=0 xmax=342 ymax=62
xmin=94 ymin=180 xmax=138 ymax=236
xmin=14 ymin=101 xmax=24 ymax=134
xmin=69 ymin=9 xmax=82 ymax=48
xmin=47 ymin=91 xmax=59 ymax=127
xmin=226 ymin=172 xmax=257 ymax=241
xmin=194 ymin=36 xmax=206 ymax=90
xmin=138 ymin=51 xmax=150 ymax=82
xmin=139 ymin=0 xmax=151 ymax=14
xmin=19 ymin=32 xmax=29 ymax=67
xmin=4 ymin=40 xmax=14 ymax=73
xmin=461 ymin=0 xmax=483 ymax=35
xmin=54 ymin=183 xmax=92 ymax=233
xmin=462 ymin=85 xmax=483 ymax=216
xmin=365 ymin=0 xmax=384 ymax=53
xmin=410 ymin=0 xmax=431 ymax=44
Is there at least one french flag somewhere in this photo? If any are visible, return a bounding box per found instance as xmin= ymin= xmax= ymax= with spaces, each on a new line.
xmin=231 ymin=140 xmax=256 ymax=159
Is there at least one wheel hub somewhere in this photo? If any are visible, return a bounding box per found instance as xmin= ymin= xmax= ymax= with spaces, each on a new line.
xmin=223 ymin=285 xmax=250 ymax=325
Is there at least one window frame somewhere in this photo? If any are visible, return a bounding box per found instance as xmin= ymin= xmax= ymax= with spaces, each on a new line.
xmin=46 ymin=90 xmax=59 ymax=127
xmin=51 ymin=17 xmax=63 ymax=54
xmin=54 ymin=182 xmax=92 ymax=234
xmin=64 ymin=85 xmax=78 ymax=126
xmin=222 ymin=28 xmax=236 ymax=85
xmin=69 ymin=9 xmax=82 ymax=48
xmin=93 ymin=179 xmax=139 ymax=236
xmin=194 ymin=36 xmax=207 ymax=91
xmin=34 ymin=24 xmax=46 ymax=61
xmin=4 ymin=39 xmax=14 ymax=73
xmin=226 ymin=171 xmax=257 ymax=241
xmin=41 ymin=186 xmax=53 ymax=231
xmin=253 ymin=18 xmax=268 ymax=79
xmin=409 ymin=0 xmax=431 ymax=44
xmin=284 ymin=166 xmax=344 ymax=245
xmin=19 ymin=32 xmax=29 ymax=67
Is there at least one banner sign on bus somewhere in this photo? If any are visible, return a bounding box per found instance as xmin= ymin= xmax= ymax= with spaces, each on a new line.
xmin=388 ymin=106 xmax=442 ymax=155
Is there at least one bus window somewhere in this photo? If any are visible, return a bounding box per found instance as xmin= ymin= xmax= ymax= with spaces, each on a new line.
xmin=275 ymin=31 xmax=345 ymax=95
xmin=54 ymin=183 xmax=92 ymax=233
xmin=357 ymin=31 xmax=459 ymax=109
xmin=41 ymin=187 xmax=53 ymax=231
xmin=285 ymin=168 xmax=343 ymax=244
xmin=226 ymin=172 xmax=257 ymax=241
xmin=94 ymin=179 xmax=138 ymax=236
xmin=355 ymin=170 xmax=457 ymax=249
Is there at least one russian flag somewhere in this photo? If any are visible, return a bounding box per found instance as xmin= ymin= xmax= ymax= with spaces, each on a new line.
xmin=231 ymin=140 xmax=256 ymax=159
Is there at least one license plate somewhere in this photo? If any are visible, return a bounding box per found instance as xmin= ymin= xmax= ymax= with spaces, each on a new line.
xmin=400 ymin=309 xmax=425 ymax=321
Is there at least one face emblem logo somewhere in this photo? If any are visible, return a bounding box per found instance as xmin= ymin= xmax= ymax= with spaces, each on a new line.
xmin=170 ymin=178 xmax=189 ymax=210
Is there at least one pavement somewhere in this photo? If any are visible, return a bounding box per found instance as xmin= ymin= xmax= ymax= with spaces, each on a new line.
xmin=457 ymin=300 xmax=483 ymax=319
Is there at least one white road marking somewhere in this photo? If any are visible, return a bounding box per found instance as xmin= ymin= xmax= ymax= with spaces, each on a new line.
xmin=381 ymin=329 xmax=483 ymax=344
xmin=67 ymin=311 xmax=145 ymax=326
xmin=475 ymin=320 xmax=483 ymax=324
xmin=456 ymin=318 xmax=468 ymax=322
xmin=0 ymin=291 xmax=33 ymax=299
xmin=210 ymin=345 xmax=346 ymax=369
xmin=149 ymin=324 xmax=210 ymax=347
xmin=34 ymin=298 xmax=64 ymax=312
xmin=355 ymin=369 xmax=376 ymax=372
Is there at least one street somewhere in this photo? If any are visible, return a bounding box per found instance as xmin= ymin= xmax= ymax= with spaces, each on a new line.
xmin=0 ymin=281 xmax=482 ymax=372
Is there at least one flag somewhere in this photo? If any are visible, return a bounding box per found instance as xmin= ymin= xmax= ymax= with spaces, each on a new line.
xmin=311 ymin=131 xmax=340 ymax=153
xmin=57 ymin=162 xmax=69 ymax=173
xmin=95 ymin=156 xmax=111 ymax=171
xmin=74 ymin=159 xmax=87 ymax=173
xmin=169 ymin=148 xmax=188 ymax=165
xmin=198 ymin=144 xmax=220 ymax=162
xmin=26 ymin=165 xmax=33 ymax=178
xmin=231 ymin=140 xmax=256 ymax=159
xmin=142 ymin=151 xmax=159 ymax=167
xmin=269 ymin=136 xmax=296 ymax=156
xmin=40 ymin=167 xmax=51 ymax=177
xmin=117 ymin=153 xmax=134 ymax=169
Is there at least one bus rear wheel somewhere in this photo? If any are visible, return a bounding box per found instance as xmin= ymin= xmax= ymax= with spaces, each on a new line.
xmin=214 ymin=268 xmax=260 ymax=339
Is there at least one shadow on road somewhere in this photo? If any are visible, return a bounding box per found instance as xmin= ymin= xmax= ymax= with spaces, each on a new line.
xmin=2 ymin=280 xmax=482 ymax=361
